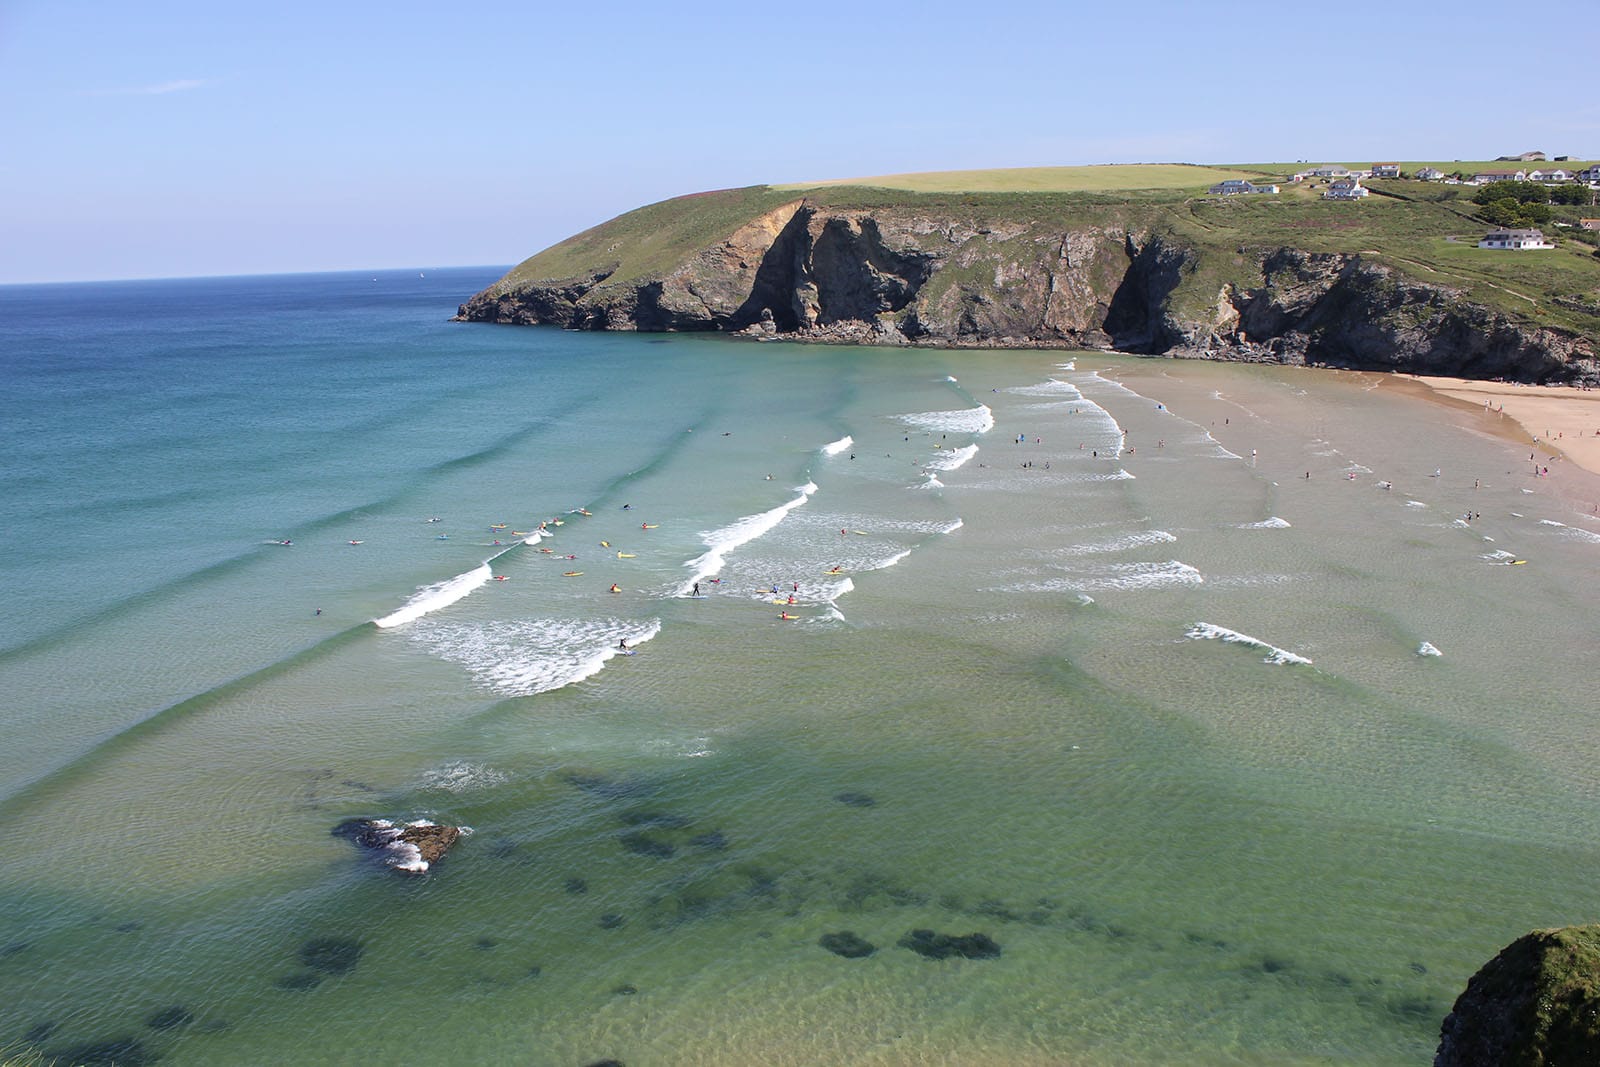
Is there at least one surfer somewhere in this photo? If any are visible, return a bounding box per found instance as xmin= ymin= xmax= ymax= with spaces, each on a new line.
xmin=693 ymin=582 xmax=701 ymax=597
xmin=618 ymin=638 xmax=629 ymax=651
xmin=609 ymin=583 xmax=620 ymax=593
xmin=779 ymin=612 xmax=794 ymax=620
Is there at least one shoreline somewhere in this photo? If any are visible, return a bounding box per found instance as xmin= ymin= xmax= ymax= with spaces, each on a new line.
xmin=1408 ymin=374 xmax=1600 ymax=478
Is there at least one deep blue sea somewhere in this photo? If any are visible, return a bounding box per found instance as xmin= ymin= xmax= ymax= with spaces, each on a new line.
xmin=3 ymin=268 xmax=1600 ymax=1065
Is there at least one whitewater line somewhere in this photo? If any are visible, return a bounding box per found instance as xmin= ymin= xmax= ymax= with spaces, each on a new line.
xmin=1185 ymin=622 xmax=1311 ymax=666
xmin=677 ymin=481 xmax=819 ymax=594
xmin=373 ymin=533 xmax=543 ymax=629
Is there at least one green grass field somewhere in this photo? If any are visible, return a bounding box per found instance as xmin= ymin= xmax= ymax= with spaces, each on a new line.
xmin=774 ymin=163 xmax=1268 ymax=194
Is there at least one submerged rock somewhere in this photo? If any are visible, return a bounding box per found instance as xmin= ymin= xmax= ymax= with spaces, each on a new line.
xmin=145 ymin=1004 xmax=194 ymax=1030
xmin=300 ymin=936 xmax=363 ymax=975
xmin=898 ymin=929 xmax=1002 ymax=960
xmin=1436 ymin=925 xmax=1600 ymax=1066
xmin=332 ymin=817 xmax=465 ymax=874
xmin=819 ymin=931 xmax=876 ymax=958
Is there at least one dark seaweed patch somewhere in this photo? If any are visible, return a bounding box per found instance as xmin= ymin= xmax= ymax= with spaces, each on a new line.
xmin=24 ymin=1020 xmax=57 ymax=1043
xmin=474 ymin=937 xmax=498 ymax=951
xmin=599 ymin=913 xmax=626 ymax=930
xmin=565 ymin=878 xmax=589 ymax=895
xmin=898 ymin=929 xmax=1001 ymax=960
xmin=145 ymin=1005 xmax=194 ymax=1031
xmin=617 ymin=832 xmax=675 ymax=859
xmin=275 ymin=972 xmax=322 ymax=991
xmin=834 ymin=792 xmax=876 ymax=808
xmin=819 ymin=931 xmax=876 ymax=958
xmin=299 ymin=937 xmax=363 ymax=975
xmin=611 ymin=983 xmax=637 ymax=996
xmin=689 ymin=831 xmax=728 ymax=851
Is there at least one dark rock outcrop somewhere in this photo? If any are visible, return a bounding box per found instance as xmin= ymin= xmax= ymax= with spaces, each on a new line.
xmin=898 ymin=928 xmax=1002 ymax=960
xmin=332 ymin=817 xmax=465 ymax=874
xmin=457 ymin=198 xmax=1596 ymax=385
xmin=819 ymin=931 xmax=877 ymax=958
xmin=1436 ymin=925 xmax=1600 ymax=1066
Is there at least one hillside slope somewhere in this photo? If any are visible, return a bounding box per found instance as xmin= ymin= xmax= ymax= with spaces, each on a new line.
xmin=457 ymin=168 xmax=1600 ymax=383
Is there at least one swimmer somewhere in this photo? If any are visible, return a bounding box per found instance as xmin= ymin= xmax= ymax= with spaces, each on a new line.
xmin=609 ymin=583 xmax=620 ymax=593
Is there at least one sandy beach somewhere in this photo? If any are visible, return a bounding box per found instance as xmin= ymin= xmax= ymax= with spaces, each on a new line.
xmin=1412 ymin=375 xmax=1600 ymax=478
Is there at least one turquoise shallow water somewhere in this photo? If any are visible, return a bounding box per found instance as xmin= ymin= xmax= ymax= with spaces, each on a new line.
xmin=3 ymin=270 xmax=1600 ymax=1065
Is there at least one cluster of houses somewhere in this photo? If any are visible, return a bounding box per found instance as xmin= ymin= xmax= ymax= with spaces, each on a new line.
xmin=1203 ymin=159 xmax=1600 ymax=253
xmin=1208 ymin=162 xmax=1600 ymax=199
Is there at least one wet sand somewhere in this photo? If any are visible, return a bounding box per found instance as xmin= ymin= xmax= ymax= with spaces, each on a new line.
xmin=1411 ymin=375 xmax=1600 ymax=477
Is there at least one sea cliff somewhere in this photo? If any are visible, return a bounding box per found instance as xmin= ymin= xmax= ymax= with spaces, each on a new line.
xmin=457 ymin=179 xmax=1599 ymax=383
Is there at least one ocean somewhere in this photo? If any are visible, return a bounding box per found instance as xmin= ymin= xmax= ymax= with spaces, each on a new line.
xmin=2 ymin=267 xmax=1599 ymax=1065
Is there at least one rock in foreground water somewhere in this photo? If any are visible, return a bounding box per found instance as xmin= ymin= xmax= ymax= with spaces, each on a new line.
xmin=1435 ymin=925 xmax=1600 ymax=1066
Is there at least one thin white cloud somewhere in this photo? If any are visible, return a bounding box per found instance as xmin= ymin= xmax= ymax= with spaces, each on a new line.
xmin=87 ymin=79 xmax=207 ymax=97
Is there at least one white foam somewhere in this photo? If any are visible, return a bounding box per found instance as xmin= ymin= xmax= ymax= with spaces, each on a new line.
xmin=1010 ymin=378 xmax=1083 ymax=398
xmin=1539 ymin=520 xmax=1600 ymax=544
xmin=897 ymin=404 xmax=995 ymax=435
xmin=1405 ymin=501 xmax=1427 ymax=508
xmin=926 ymin=443 xmax=979 ymax=472
xmin=944 ymin=375 xmax=958 ymax=383
xmin=1056 ymin=360 xmax=1076 ymax=371
xmin=877 ymin=548 xmax=914 ymax=569
xmin=412 ymin=617 xmax=662 ymax=697
xmin=1186 ymin=622 xmax=1312 ymax=666
xmin=1417 ymin=642 xmax=1443 ymax=657
xmin=821 ymin=435 xmax=854 ymax=456
xmin=1004 ymin=560 xmax=1203 ymax=593
xmin=919 ymin=474 xmax=944 ymax=490
xmin=1061 ymin=530 xmax=1177 ymax=556
xmin=679 ymin=482 xmax=818 ymax=593
xmin=1075 ymin=594 xmax=1095 ymax=606
xmin=374 ymin=563 xmax=492 ymax=628
xmin=1239 ymin=517 xmax=1292 ymax=529
xmin=420 ymin=761 xmax=508 ymax=793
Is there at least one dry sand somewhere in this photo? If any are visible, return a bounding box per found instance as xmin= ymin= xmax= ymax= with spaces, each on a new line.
xmin=1412 ymin=375 xmax=1600 ymax=477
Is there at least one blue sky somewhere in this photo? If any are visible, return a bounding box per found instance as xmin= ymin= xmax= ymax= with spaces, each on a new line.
xmin=2 ymin=0 xmax=1595 ymax=283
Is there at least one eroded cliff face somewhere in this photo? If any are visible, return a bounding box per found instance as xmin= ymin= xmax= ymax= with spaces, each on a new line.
xmin=456 ymin=201 xmax=1596 ymax=383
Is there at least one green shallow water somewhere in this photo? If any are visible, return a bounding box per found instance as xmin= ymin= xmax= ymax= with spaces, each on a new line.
xmin=3 ymin=274 xmax=1600 ymax=1064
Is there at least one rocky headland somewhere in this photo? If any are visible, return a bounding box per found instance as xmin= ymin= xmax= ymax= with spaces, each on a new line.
xmin=457 ymin=182 xmax=1598 ymax=384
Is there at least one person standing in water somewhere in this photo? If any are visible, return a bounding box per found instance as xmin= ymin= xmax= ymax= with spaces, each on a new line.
xmin=692 ymin=582 xmax=701 ymax=597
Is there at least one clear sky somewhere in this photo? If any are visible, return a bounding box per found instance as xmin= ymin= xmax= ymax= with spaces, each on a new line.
xmin=2 ymin=0 xmax=1595 ymax=283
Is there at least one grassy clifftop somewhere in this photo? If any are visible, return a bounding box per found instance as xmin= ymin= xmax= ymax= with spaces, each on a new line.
xmin=494 ymin=164 xmax=1599 ymax=335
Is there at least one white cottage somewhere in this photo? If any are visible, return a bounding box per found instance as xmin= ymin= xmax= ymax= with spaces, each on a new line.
xmin=1473 ymin=170 xmax=1527 ymax=184
xmin=1528 ymin=169 xmax=1571 ymax=183
xmin=1371 ymin=163 xmax=1401 ymax=179
xmin=1209 ymin=179 xmax=1279 ymax=196
xmin=1477 ymin=229 xmax=1553 ymax=250
xmin=1416 ymin=167 xmax=1446 ymax=181
xmin=1323 ymin=178 xmax=1370 ymax=200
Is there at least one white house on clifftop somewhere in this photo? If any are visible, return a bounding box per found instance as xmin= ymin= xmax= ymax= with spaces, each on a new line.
xmin=1478 ymin=228 xmax=1553 ymax=250
xmin=1323 ymin=177 xmax=1369 ymax=200
xmin=1208 ymin=179 xmax=1279 ymax=195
